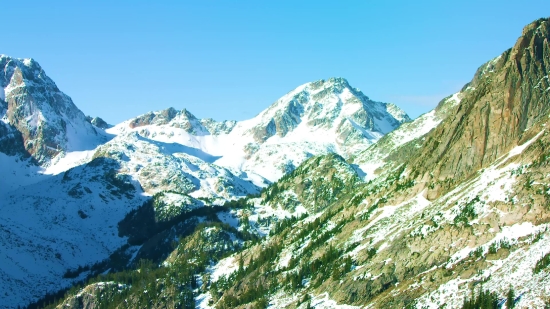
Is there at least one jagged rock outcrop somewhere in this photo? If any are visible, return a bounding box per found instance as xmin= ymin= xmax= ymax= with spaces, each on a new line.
xmin=128 ymin=107 xmax=179 ymax=128
xmin=86 ymin=116 xmax=111 ymax=129
xmin=0 ymin=99 xmax=28 ymax=157
xmin=200 ymin=118 xmax=237 ymax=134
xmin=128 ymin=107 xmax=237 ymax=136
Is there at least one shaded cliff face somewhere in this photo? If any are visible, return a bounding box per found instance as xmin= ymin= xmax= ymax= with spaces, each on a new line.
xmin=0 ymin=55 xmax=101 ymax=164
xmin=406 ymin=18 xmax=550 ymax=198
xmin=0 ymin=99 xmax=28 ymax=157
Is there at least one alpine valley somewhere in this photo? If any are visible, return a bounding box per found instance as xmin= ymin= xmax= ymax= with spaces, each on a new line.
xmin=1 ymin=17 xmax=550 ymax=309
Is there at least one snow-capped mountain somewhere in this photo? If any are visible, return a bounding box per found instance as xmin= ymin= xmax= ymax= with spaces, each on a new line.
xmin=113 ymin=77 xmax=410 ymax=184
xmin=0 ymin=57 xmax=408 ymax=308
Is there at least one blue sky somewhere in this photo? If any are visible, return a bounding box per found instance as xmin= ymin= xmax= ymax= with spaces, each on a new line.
xmin=3 ymin=1 xmax=548 ymax=123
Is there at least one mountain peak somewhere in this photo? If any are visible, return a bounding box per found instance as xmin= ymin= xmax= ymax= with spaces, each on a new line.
xmin=310 ymin=76 xmax=351 ymax=88
xmin=305 ymin=77 xmax=351 ymax=94
xmin=244 ymin=77 xmax=410 ymax=154
xmin=512 ymin=17 xmax=549 ymax=67
xmin=520 ymin=17 xmax=549 ymax=36
xmin=128 ymin=107 xmax=179 ymax=128
xmin=86 ymin=116 xmax=112 ymax=129
xmin=0 ymin=55 xmax=104 ymax=164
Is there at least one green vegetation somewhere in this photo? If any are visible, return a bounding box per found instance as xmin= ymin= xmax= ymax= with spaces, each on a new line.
xmin=212 ymin=241 xmax=282 ymax=308
xmin=534 ymin=252 xmax=550 ymax=274
xmin=223 ymin=195 xmax=255 ymax=209
xmin=507 ymin=285 xmax=516 ymax=309
xmin=359 ymin=198 xmax=386 ymax=222
xmin=460 ymin=288 xmax=499 ymax=309
xmin=269 ymin=213 xmax=308 ymax=236
xmin=454 ymin=196 xmax=480 ymax=226
xmin=488 ymin=239 xmax=511 ymax=255
xmin=261 ymin=154 xmax=360 ymax=212
xmin=33 ymin=220 xmax=246 ymax=309
xmin=471 ymin=247 xmax=485 ymax=259
xmin=210 ymin=204 xmax=356 ymax=308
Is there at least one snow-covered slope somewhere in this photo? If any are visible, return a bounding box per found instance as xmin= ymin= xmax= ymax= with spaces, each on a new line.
xmin=0 ymin=157 xmax=147 ymax=307
xmin=91 ymin=131 xmax=260 ymax=200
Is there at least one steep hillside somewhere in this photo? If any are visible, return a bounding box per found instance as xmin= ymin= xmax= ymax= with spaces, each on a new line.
xmin=0 ymin=157 xmax=147 ymax=307
xmin=259 ymin=153 xmax=361 ymax=213
xmin=31 ymin=151 xmax=363 ymax=309
xmin=408 ymin=19 xmax=550 ymax=200
xmin=352 ymin=90 xmax=463 ymax=181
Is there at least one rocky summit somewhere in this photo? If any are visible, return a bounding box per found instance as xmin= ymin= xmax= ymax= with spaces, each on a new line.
xmin=1 ymin=17 xmax=550 ymax=309
xmin=0 ymin=56 xmax=106 ymax=165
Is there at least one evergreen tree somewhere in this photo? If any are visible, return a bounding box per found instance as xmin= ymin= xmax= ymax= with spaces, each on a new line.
xmin=460 ymin=288 xmax=498 ymax=309
xmin=238 ymin=253 xmax=244 ymax=273
xmin=506 ymin=285 xmax=515 ymax=309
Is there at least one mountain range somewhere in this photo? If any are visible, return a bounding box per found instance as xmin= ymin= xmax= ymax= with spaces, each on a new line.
xmin=0 ymin=54 xmax=408 ymax=308
xmin=1 ymin=17 xmax=550 ymax=309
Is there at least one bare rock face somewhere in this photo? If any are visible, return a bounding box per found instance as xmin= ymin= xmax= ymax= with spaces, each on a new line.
xmin=407 ymin=18 xmax=550 ymax=198
xmin=0 ymin=98 xmax=28 ymax=157
xmin=56 ymin=282 xmax=125 ymax=309
xmin=200 ymin=118 xmax=237 ymax=134
xmin=86 ymin=116 xmax=111 ymax=129
xmin=0 ymin=56 xmax=100 ymax=164
xmin=128 ymin=107 xmax=179 ymax=128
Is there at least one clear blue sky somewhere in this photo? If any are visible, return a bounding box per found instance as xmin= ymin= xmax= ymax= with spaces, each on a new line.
xmin=3 ymin=1 xmax=548 ymax=124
